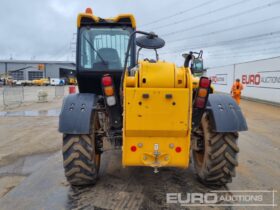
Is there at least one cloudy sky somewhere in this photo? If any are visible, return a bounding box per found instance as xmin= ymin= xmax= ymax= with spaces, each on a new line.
xmin=0 ymin=0 xmax=280 ymax=67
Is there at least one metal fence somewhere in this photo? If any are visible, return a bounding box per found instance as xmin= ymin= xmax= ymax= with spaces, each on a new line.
xmin=0 ymin=86 xmax=70 ymax=108
xmin=2 ymin=86 xmax=24 ymax=107
xmin=55 ymin=86 xmax=65 ymax=98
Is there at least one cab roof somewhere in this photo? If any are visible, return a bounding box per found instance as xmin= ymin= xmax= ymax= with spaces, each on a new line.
xmin=77 ymin=9 xmax=136 ymax=29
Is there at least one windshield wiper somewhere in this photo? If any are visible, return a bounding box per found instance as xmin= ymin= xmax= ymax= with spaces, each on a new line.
xmin=83 ymin=36 xmax=108 ymax=66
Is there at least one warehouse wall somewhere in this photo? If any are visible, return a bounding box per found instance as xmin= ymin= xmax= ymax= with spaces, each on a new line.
xmin=0 ymin=63 xmax=5 ymax=74
xmin=0 ymin=61 xmax=75 ymax=80
xmin=45 ymin=63 xmax=75 ymax=78
xmin=207 ymin=57 xmax=280 ymax=104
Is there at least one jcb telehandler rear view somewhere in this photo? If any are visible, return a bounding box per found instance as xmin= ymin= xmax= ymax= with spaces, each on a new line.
xmin=59 ymin=8 xmax=247 ymax=187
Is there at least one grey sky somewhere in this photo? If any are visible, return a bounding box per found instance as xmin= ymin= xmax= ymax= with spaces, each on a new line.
xmin=0 ymin=0 xmax=280 ymax=67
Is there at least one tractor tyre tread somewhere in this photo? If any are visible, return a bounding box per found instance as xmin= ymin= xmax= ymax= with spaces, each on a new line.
xmin=193 ymin=115 xmax=239 ymax=187
xmin=63 ymin=134 xmax=97 ymax=186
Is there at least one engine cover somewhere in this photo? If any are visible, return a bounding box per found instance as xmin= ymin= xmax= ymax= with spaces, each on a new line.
xmin=122 ymin=60 xmax=193 ymax=168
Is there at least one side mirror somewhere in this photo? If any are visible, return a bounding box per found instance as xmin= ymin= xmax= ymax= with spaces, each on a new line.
xmin=182 ymin=50 xmax=204 ymax=75
xmin=136 ymin=33 xmax=165 ymax=49
xmin=192 ymin=59 xmax=204 ymax=73
xmin=192 ymin=59 xmax=206 ymax=77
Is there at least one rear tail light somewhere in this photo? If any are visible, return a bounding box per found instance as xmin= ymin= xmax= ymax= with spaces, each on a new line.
xmin=198 ymin=88 xmax=207 ymax=97
xmin=102 ymin=76 xmax=113 ymax=86
xmin=106 ymin=96 xmax=116 ymax=106
xmin=200 ymin=77 xmax=211 ymax=88
xmin=194 ymin=77 xmax=211 ymax=109
xmin=104 ymin=86 xmax=114 ymax=96
xmin=195 ymin=97 xmax=206 ymax=109
xmin=102 ymin=75 xmax=116 ymax=106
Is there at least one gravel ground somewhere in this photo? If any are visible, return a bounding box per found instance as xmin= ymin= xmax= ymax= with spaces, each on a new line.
xmin=0 ymin=89 xmax=279 ymax=210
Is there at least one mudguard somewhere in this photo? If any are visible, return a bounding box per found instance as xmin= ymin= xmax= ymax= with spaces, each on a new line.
xmin=59 ymin=93 xmax=96 ymax=134
xmin=206 ymin=94 xmax=248 ymax=132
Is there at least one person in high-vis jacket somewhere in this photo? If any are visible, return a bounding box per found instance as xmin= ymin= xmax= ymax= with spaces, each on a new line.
xmin=231 ymin=79 xmax=244 ymax=105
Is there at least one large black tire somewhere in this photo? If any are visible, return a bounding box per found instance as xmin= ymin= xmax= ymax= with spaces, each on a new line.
xmin=62 ymin=114 xmax=101 ymax=186
xmin=192 ymin=114 xmax=239 ymax=187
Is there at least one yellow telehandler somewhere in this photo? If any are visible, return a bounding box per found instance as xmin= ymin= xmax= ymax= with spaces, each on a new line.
xmin=59 ymin=8 xmax=247 ymax=187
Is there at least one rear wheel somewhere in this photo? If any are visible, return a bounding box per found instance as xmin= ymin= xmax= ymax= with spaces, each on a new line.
xmin=192 ymin=113 xmax=239 ymax=187
xmin=62 ymin=113 xmax=101 ymax=186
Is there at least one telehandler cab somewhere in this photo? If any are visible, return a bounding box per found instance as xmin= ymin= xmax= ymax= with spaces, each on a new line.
xmin=59 ymin=8 xmax=247 ymax=187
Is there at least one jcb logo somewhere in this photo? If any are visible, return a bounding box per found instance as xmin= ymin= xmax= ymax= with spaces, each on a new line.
xmin=242 ymin=74 xmax=260 ymax=85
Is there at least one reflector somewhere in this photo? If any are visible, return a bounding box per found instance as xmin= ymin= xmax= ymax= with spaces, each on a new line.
xmin=175 ymin=147 xmax=182 ymax=153
xmin=131 ymin=145 xmax=137 ymax=152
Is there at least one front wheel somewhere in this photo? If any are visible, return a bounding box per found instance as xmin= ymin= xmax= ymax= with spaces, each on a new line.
xmin=192 ymin=114 xmax=239 ymax=187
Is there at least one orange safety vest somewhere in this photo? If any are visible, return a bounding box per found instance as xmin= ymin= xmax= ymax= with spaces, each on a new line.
xmin=231 ymin=82 xmax=243 ymax=95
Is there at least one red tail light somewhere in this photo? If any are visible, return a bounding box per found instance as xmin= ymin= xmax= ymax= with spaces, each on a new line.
xmin=194 ymin=77 xmax=211 ymax=109
xmin=102 ymin=76 xmax=113 ymax=86
xmin=102 ymin=75 xmax=116 ymax=106
xmin=200 ymin=77 xmax=211 ymax=88
xmin=195 ymin=97 xmax=206 ymax=109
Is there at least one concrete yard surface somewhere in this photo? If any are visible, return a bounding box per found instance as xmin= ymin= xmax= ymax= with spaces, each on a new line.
xmin=0 ymin=95 xmax=279 ymax=210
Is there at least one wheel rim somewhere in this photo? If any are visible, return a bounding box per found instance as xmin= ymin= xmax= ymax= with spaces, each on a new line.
xmin=92 ymin=112 xmax=101 ymax=172
xmin=194 ymin=151 xmax=204 ymax=168
xmin=193 ymin=113 xmax=209 ymax=171
xmin=95 ymin=154 xmax=101 ymax=172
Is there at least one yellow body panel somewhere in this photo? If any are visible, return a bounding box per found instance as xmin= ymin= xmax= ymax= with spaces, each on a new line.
xmin=123 ymin=61 xmax=193 ymax=168
xmin=125 ymin=88 xmax=189 ymax=137
xmin=123 ymin=136 xmax=190 ymax=168
xmin=192 ymin=75 xmax=200 ymax=89
xmin=77 ymin=13 xmax=136 ymax=28
xmin=139 ymin=61 xmax=175 ymax=88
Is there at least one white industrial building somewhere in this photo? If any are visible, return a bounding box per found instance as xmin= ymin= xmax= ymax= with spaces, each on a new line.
xmin=207 ymin=56 xmax=280 ymax=104
xmin=0 ymin=60 xmax=76 ymax=81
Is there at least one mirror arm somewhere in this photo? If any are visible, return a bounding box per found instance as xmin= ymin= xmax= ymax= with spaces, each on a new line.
xmin=123 ymin=30 xmax=152 ymax=76
xmin=198 ymin=50 xmax=203 ymax=58
xmin=184 ymin=52 xmax=193 ymax=68
xmin=136 ymin=47 xmax=142 ymax=64
xmin=121 ymin=30 xmax=155 ymax=105
xmin=154 ymin=49 xmax=159 ymax=61
xmin=120 ymin=31 xmax=160 ymax=105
